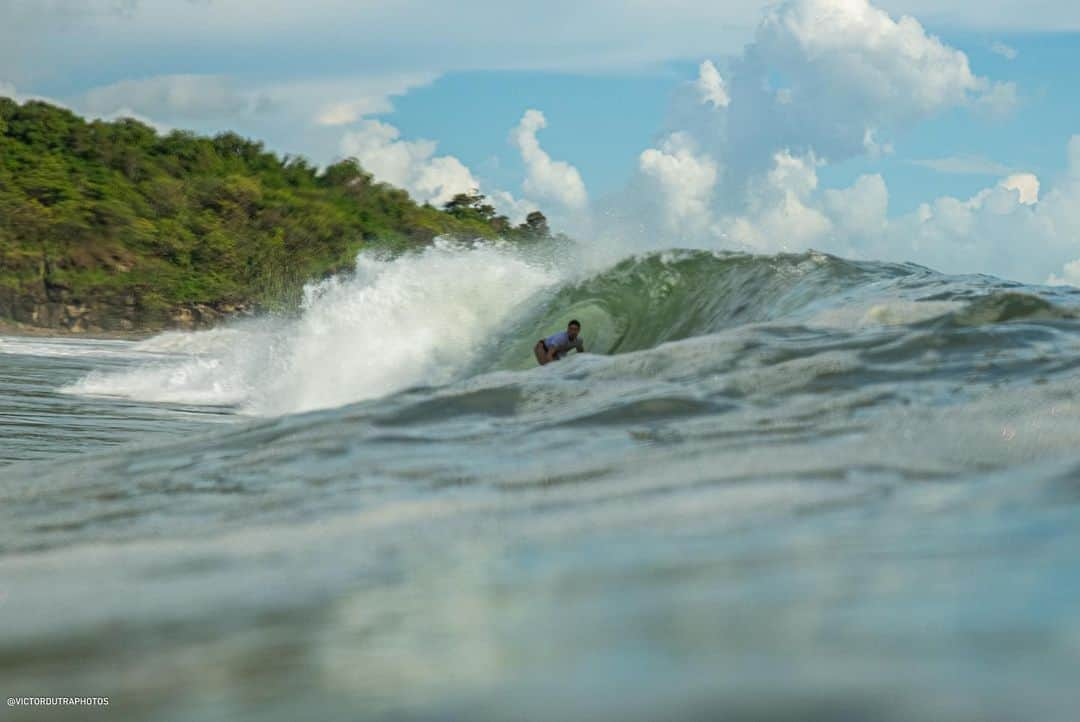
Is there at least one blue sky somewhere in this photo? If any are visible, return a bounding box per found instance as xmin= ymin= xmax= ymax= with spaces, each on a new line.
xmin=2 ymin=0 xmax=1080 ymax=283
xmin=386 ymin=33 xmax=1080 ymax=217
xmin=819 ymin=31 xmax=1080 ymax=212
xmin=387 ymin=69 xmax=677 ymax=203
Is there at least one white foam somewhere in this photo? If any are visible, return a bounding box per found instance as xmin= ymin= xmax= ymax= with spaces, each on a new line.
xmin=64 ymin=242 xmax=552 ymax=416
xmin=133 ymin=327 xmax=248 ymax=355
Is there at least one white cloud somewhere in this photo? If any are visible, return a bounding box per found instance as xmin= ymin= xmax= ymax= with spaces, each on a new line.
xmin=910 ymin=155 xmax=1015 ymax=176
xmin=1000 ymin=173 xmax=1039 ymax=205
xmin=80 ymin=75 xmax=261 ymax=120
xmin=317 ymin=103 xmax=379 ymax=127
xmin=1047 ymin=259 xmax=1080 ymax=287
xmin=74 ymin=72 xmax=432 ymax=130
xmin=896 ymin=138 xmax=1080 ymax=281
xmin=630 ymin=0 xmax=1017 ymax=247
xmin=5 ymin=1 xmax=1076 ymax=94
xmin=639 ymin=132 xmax=719 ymax=236
xmin=887 ymin=183 xmax=1040 ymax=278
xmin=756 ymin=0 xmax=980 ymax=114
xmin=715 ymin=138 xmax=1080 ymax=284
xmin=340 ymin=120 xmax=478 ymax=206
xmin=630 ymin=125 xmax=1080 ymax=283
xmin=723 ymin=150 xmax=833 ymax=252
xmin=338 ymin=118 xmax=539 ymax=223
xmin=264 ymin=74 xmax=435 ymax=127
xmin=990 ymin=41 xmax=1019 ymax=60
xmin=489 ymin=190 xmax=539 ymax=225
xmin=623 ymin=0 xmax=1055 ymax=283
xmin=725 ymin=0 xmax=1001 ymax=165
xmin=511 ymin=109 xmax=588 ymax=211
xmin=59 ymin=71 xmax=436 ymax=168
xmin=696 ymin=60 xmax=730 ymax=108
xmin=823 ymin=173 xmax=889 ymax=240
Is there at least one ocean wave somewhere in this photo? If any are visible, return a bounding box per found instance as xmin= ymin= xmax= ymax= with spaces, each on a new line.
xmin=60 ymin=244 xmax=1080 ymax=416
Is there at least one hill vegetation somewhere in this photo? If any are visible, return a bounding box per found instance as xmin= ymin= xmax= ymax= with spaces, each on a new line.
xmin=0 ymin=98 xmax=555 ymax=333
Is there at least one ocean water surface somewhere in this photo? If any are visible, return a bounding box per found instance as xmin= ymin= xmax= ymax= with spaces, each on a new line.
xmin=3 ymin=244 xmax=1080 ymax=720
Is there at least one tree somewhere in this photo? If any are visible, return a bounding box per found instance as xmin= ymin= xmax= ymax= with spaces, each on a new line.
xmin=520 ymin=210 xmax=550 ymax=239
xmin=321 ymin=158 xmax=372 ymax=189
xmin=0 ymin=98 xmax=561 ymax=331
xmin=443 ymin=190 xmax=497 ymax=222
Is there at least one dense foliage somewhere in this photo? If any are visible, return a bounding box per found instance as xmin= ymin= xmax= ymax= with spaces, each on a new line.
xmin=0 ymin=98 xmax=553 ymax=328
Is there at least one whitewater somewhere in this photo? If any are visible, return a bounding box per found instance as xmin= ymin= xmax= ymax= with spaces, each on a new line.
xmin=5 ymin=240 xmax=1080 ymax=721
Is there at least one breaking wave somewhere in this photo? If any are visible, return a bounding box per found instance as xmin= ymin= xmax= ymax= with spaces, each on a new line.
xmin=62 ymin=243 xmax=1080 ymax=416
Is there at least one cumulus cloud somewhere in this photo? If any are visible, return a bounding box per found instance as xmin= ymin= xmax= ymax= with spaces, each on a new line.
xmin=639 ymin=132 xmax=719 ymax=237
xmin=823 ymin=173 xmax=889 ymax=241
xmin=723 ymin=150 xmax=832 ymax=252
xmin=695 ymin=60 xmax=730 ymax=109
xmin=719 ymin=0 xmax=1007 ymax=169
xmin=329 ymin=108 xmax=574 ymax=228
xmin=337 ymin=117 xmax=539 ymax=223
xmin=692 ymin=138 xmax=1079 ymax=284
xmin=869 ymin=142 xmax=1075 ymax=283
xmin=340 ymin=119 xmax=479 ymax=206
xmin=621 ymin=0 xmax=1062 ymax=283
xmin=629 ymin=0 xmax=1021 ymax=257
xmin=511 ymin=109 xmax=589 ymax=211
xmin=756 ymin=0 xmax=979 ymax=114
xmin=1000 ymin=173 xmax=1039 ymax=205
xmin=317 ymin=102 xmax=378 ymax=126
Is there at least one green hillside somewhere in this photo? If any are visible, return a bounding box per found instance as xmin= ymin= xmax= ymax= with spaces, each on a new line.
xmin=0 ymin=98 xmax=553 ymax=333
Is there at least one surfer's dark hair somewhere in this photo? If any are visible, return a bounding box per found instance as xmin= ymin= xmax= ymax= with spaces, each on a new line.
xmin=568 ymin=319 xmax=581 ymax=328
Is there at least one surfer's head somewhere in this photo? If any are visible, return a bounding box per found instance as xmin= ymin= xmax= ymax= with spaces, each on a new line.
xmin=568 ymin=320 xmax=581 ymax=340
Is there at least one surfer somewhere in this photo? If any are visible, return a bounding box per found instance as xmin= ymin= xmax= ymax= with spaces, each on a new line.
xmin=534 ymin=320 xmax=585 ymax=365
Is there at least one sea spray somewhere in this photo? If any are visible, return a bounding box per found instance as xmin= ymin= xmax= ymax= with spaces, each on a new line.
xmin=248 ymin=241 xmax=551 ymax=415
xmin=63 ymin=242 xmax=552 ymax=415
